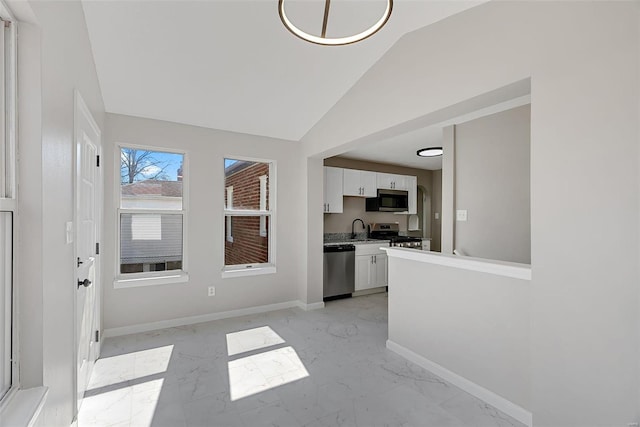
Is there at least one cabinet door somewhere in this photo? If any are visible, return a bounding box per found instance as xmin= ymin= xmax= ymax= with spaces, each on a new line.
xmin=406 ymin=176 xmax=417 ymax=214
xmin=374 ymin=254 xmax=388 ymax=287
xmin=343 ymin=168 xmax=363 ymax=196
xmin=355 ymin=255 xmax=373 ymax=291
xmin=376 ymin=173 xmax=395 ymax=190
xmin=324 ymin=167 xmax=343 ymax=213
xmin=361 ymin=171 xmax=377 ymax=197
xmin=394 ymin=175 xmax=410 ymax=191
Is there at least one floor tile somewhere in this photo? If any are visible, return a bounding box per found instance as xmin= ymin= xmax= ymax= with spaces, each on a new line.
xmin=79 ymin=293 xmax=525 ymax=427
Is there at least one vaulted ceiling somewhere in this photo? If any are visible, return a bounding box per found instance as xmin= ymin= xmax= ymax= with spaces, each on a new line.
xmin=82 ymin=0 xmax=486 ymax=142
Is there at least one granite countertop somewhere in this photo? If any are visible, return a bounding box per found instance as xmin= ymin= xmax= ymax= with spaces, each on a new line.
xmin=323 ymin=239 xmax=390 ymax=247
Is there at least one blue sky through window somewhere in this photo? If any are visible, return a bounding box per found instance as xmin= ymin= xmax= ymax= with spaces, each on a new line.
xmin=121 ymin=148 xmax=183 ymax=183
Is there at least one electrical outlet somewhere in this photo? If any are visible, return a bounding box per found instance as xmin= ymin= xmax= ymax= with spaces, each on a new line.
xmin=456 ymin=210 xmax=468 ymax=222
xmin=208 ymin=286 xmax=215 ymax=297
xmin=434 ymin=212 xmax=440 ymax=220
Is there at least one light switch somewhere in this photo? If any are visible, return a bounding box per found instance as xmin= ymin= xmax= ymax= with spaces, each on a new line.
xmin=65 ymin=221 xmax=74 ymax=244
xmin=456 ymin=210 xmax=468 ymax=222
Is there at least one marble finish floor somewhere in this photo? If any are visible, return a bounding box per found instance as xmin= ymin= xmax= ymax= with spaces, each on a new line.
xmin=78 ymin=293 xmax=525 ymax=427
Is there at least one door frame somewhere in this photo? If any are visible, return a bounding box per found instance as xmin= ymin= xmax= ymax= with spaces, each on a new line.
xmin=72 ymin=89 xmax=102 ymax=418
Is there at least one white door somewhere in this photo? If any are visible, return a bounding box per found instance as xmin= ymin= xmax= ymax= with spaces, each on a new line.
xmin=75 ymin=92 xmax=101 ymax=414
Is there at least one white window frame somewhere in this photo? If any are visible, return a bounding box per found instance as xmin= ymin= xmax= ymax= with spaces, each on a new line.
xmin=222 ymin=157 xmax=276 ymax=278
xmin=114 ymin=144 xmax=189 ymax=289
xmin=225 ymin=186 xmax=233 ymax=243
xmin=259 ymin=175 xmax=267 ymax=237
xmin=0 ymin=2 xmax=17 ymax=407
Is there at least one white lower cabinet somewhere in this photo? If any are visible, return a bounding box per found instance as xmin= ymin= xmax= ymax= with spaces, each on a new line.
xmin=355 ymin=244 xmax=388 ymax=291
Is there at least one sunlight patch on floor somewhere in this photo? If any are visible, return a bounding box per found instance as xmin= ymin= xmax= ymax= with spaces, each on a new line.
xmin=228 ymin=346 xmax=309 ymax=401
xmin=86 ymin=345 xmax=174 ymax=391
xmin=226 ymin=326 xmax=285 ymax=356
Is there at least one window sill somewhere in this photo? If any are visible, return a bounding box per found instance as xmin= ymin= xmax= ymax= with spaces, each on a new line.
xmin=222 ymin=265 xmax=276 ymax=279
xmin=114 ymin=272 xmax=189 ymax=289
xmin=0 ymin=386 xmax=48 ymax=427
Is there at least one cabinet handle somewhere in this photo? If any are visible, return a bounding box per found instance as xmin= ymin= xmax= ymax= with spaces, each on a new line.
xmin=327 ymin=203 xmax=330 ymax=212
xmin=374 ymin=255 xmax=377 ymax=264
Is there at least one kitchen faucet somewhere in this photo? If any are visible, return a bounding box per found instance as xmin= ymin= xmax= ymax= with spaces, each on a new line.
xmin=351 ymin=218 xmax=366 ymax=239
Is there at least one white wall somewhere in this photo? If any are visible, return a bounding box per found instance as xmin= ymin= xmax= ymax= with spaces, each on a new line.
xmin=453 ymin=104 xmax=531 ymax=264
xmin=301 ymin=1 xmax=639 ymax=425
xmin=23 ymin=1 xmax=106 ymax=425
xmin=102 ymin=113 xmax=306 ymax=330
xmin=387 ymin=256 xmax=530 ymax=411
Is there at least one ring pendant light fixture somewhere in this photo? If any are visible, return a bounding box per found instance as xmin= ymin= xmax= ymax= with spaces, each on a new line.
xmin=417 ymin=147 xmax=443 ymax=157
xmin=278 ymin=0 xmax=393 ymax=46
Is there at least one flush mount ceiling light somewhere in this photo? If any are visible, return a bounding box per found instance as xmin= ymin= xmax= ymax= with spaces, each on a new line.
xmin=278 ymin=0 xmax=393 ymax=46
xmin=417 ymin=147 xmax=443 ymax=157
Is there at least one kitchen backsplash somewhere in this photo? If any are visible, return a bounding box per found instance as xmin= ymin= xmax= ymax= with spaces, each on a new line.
xmin=323 ymin=197 xmax=408 ymax=234
xmin=324 ymin=232 xmax=368 ymax=243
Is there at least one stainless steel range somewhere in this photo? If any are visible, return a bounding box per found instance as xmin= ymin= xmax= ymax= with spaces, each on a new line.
xmin=369 ymin=223 xmax=422 ymax=250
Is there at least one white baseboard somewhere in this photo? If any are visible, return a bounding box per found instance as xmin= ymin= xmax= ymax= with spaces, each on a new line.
xmin=352 ymin=287 xmax=386 ymax=297
xmin=104 ymin=300 xmax=304 ymax=338
xmin=386 ymin=340 xmax=532 ymax=427
xmin=296 ymin=301 xmax=325 ymax=311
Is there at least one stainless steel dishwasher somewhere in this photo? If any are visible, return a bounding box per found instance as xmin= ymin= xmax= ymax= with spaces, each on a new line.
xmin=323 ymin=244 xmax=355 ymax=300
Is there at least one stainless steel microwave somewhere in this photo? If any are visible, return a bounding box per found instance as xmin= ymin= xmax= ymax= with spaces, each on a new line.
xmin=365 ymin=189 xmax=409 ymax=212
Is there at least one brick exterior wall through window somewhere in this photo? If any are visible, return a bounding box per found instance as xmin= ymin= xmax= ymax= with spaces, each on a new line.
xmin=225 ymin=161 xmax=270 ymax=265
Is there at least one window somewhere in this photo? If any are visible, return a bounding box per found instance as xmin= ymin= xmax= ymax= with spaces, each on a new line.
xmin=0 ymin=10 xmax=16 ymax=401
xmin=117 ymin=146 xmax=187 ymax=284
xmin=224 ymin=158 xmax=275 ymax=275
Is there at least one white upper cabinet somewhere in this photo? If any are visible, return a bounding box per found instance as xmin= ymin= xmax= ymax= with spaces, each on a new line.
xmin=376 ymin=173 xmax=395 ymax=190
xmin=406 ymin=175 xmax=417 ymax=215
xmin=362 ymin=172 xmax=377 ymax=197
xmin=343 ymin=169 xmax=377 ymax=197
xmin=323 ymin=167 xmax=343 ymax=213
xmin=325 ymin=167 xmax=417 ymax=214
xmin=377 ymin=173 xmax=410 ymax=191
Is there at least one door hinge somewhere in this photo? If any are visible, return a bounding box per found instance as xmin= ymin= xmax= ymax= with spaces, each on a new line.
xmin=96 ymin=155 xmax=100 ymax=167
xmin=95 ymin=330 xmax=99 ymax=343
xmin=95 ymin=242 xmax=100 ymax=254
